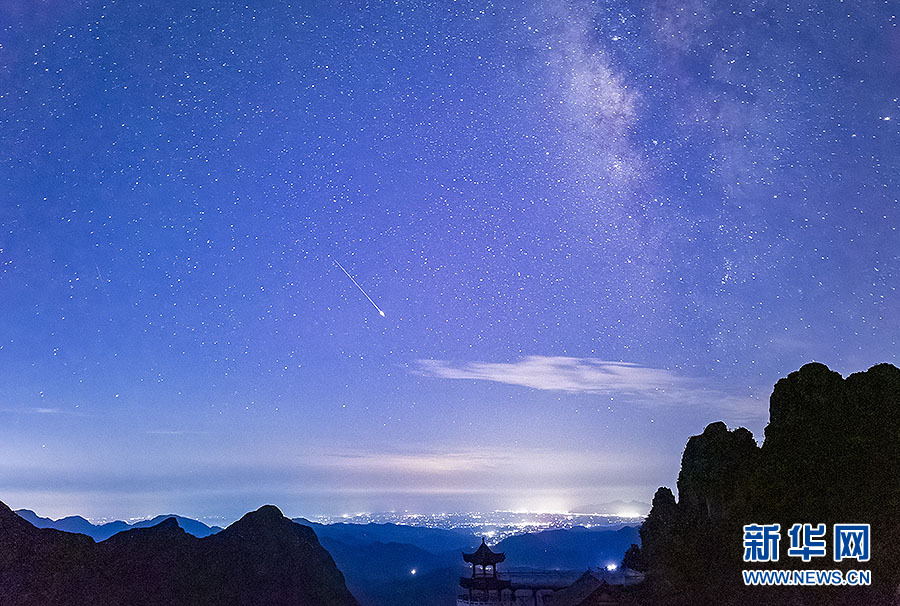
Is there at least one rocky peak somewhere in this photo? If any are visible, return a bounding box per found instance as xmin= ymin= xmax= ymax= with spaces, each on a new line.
xmin=0 ymin=499 xmax=358 ymax=606
xmin=677 ymin=421 xmax=758 ymax=522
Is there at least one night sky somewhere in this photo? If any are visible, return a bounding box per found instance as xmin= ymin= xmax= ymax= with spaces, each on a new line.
xmin=1 ymin=1 xmax=897 ymax=521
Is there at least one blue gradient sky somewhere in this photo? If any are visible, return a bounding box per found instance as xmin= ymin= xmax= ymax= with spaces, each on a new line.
xmin=1 ymin=0 xmax=897 ymax=521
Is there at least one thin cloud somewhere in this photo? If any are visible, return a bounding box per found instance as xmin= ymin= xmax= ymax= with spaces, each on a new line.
xmin=416 ymin=356 xmax=765 ymax=419
xmin=0 ymin=407 xmax=73 ymax=415
xmin=418 ymin=356 xmax=685 ymax=395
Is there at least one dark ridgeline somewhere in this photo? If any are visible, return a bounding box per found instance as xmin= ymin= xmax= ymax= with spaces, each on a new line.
xmin=0 ymin=502 xmax=358 ymax=606
xmin=14 ymin=509 xmax=222 ymax=541
xmin=309 ymin=522 xmax=640 ymax=606
xmin=634 ymin=362 xmax=900 ymax=606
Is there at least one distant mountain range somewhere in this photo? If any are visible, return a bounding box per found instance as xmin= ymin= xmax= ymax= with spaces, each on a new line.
xmin=0 ymin=500 xmax=357 ymax=606
xmin=299 ymin=519 xmax=640 ymax=606
xmin=497 ymin=525 xmax=640 ymax=570
xmin=3 ymin=498 xmax=640 ymax=606
xmin=15 ymin=508 xmax=222 ymax=541
xmin=294 ymin=518 xmax=476 ymax=553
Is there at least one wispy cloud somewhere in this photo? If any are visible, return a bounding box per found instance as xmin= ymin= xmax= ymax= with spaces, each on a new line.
xmin=0 ymin=407 xmax=73 ymax=415
xmin=418 ymin=356 xmax=683 ymax=395
xmin=309 ymin=446 xmax=668 ymax=500
xmin=416 ymin=356 xmax=764 ymax=419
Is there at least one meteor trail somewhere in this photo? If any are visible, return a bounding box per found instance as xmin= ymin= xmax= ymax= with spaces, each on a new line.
xmin=333 ymin=259 xmax=386 ymax=317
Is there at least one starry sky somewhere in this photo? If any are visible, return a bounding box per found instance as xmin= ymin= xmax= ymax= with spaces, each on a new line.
xmin=1 ymin=0 xmax=897 ymax=522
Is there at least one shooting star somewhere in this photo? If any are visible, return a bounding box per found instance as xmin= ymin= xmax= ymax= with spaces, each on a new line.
xmin=333 ymin=259 xmax=386 ymax=318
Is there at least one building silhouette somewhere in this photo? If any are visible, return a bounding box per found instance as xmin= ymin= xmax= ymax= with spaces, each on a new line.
xmin=457 ymin=538 xmax=645 ymax=606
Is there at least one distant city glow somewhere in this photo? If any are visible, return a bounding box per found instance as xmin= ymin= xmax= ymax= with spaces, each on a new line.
xmin=616 ymin=511 xmax=642 ymax=519
xmin=310 ymin=510 xmax=645 ymax=543
xmin=511 ymin=500 xmax=570 ymax=514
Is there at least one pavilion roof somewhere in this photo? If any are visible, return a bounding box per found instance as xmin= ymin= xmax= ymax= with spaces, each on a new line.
xmin=463 ymin=538 xmax=506 ymax=565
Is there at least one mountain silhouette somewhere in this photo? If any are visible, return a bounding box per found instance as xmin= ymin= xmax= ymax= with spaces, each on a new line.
xmin=296 ymin=522 xmax=639 ymax=606
xmin=496 ymin=526 xmax=640 ymax=570
xmin=14 ymin=509 xmax=222 ymax=541
xmin=293 ymin=518 xmax=475 ymax=553
xmin=0 ymin=500 xmax=358 ymax=606
xmin=636 ymin=362 xmax=900 ymax=606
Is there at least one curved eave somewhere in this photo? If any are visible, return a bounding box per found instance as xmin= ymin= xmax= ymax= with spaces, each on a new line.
xmin=462 ymin=552 xmax=506 ymax=565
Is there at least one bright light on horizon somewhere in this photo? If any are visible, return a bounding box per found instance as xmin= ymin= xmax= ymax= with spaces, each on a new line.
xmin=615 ymin=511 xmax=642 ymax=518
xmin=509 ymin=500 xmax=571 ymax=514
